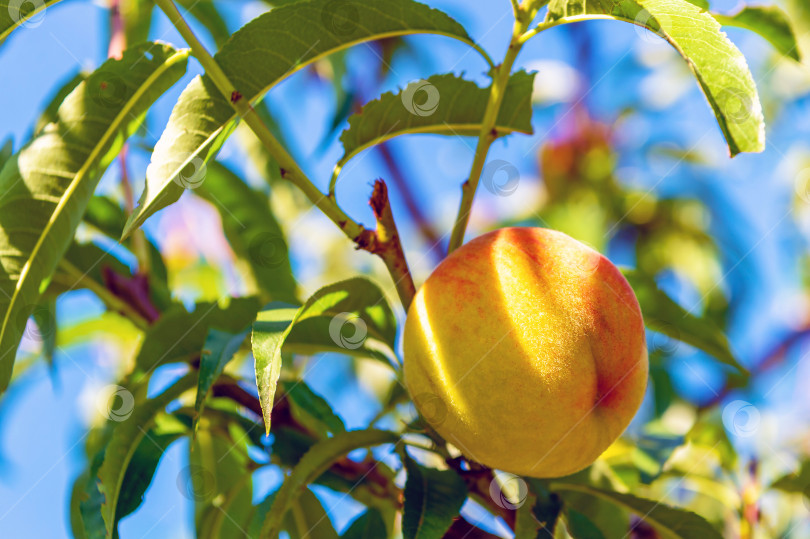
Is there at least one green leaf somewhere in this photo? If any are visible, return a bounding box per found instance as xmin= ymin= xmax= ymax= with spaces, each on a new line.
xmin=115 ymin=426 xmax=185 ymax=523
xmin=195 ymin=161 xmax=298 ymax=303
xmin=402 ymin=452 xmax=468 ymax=539
xmin=283 ymin=487 xmax=339 ymax=539
xmin=0 ymin=43 xmax=188 ymax=392
xmin=544 ymin=0 xmax=764 ymax=155
xmin=564 ymin=508 xmax=606 ymax=539
xmin=191 ymin=424 xmax=254 ymax=539
xmin=259 ymin=429 xmax=399 ymax=537
xmin=193 ymin=328 xmax=250 ymax=431
xmin=280 ymin=380 xmax=346 ymax=438
xmin=621 ymin=269 xmax=746 ymax=377
xmin=176 ymin=0 xmax=231 ymax=48
xmin=93 ymin=373 xmax=195 ymax=537
xmin=135 ymin=297 xmax=260 ymax=375
xmin=335 ymin=71 xmax=535 ymax=178
xmin=0 ymin=0 xmax=61 ymax=42
xmin=552 ymin=483 xmax=722 ymax=539
xmin=342 ymin=509 xmax=388 ymax=539
xmin=714 ymin=6 xmax=801 ymax=62
xmin=124 ymin=0 xmax=486 ymax=236
xmin=252 ymin=277 xmax=397 ymax=434
xmin=33 ymin=71 xmax=87 ymax=136
xmin=771 ymin=461 xmax=810 ymax=499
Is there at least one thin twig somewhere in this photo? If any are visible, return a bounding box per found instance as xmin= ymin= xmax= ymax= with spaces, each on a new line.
xmin=355 ymin=179 xmax=417 ymax=310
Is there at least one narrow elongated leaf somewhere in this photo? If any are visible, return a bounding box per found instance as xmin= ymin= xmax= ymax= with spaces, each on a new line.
xmin=0 ymin=0 xmax=61 ymax=42
xmin=193 ymin=328 xmax=250 ymax=431
xmin=124 ymin=0 xmax=485 ymax=236
xmin=259 ymin=429 xmax=399 ymax=537
xmin=93 ymin=374 xmax=195 ymax=537
xmin=0 ymin=43 xmax=188 ymax=392
xmin=402 ymin=453 xmax=468 ymax=539
xmin=252 ymin=277 xmax=397 ymax=433
xmin=135 ymin=297 xmax=260 ymax=375
xmin=342 ymin=509 xmax=388 ymax=539
xmin=195 ymin=162 xmax=297 ymax=303
xmin=336 ymin=71 xmax=535 ymax=176
xmin=280 ymin=380 xmax=346 ymax=438
xmin=622 ymin=269 xmax=746 ymax=376
xmin=544 ymin=0 xmax=764 ymax=155
xmin=564 ymin=509 xmax=605 ymax=539
xmin=714 ymin=6 xmax=800 ymax=62
xmin=552 ymin=483 xmax=722 ymax=539
xmin=115 ymin=427 xmax=185 ymax=524
xmin=191 ymin=424 xmax=254 ymax=539
xmin=34 ymin=71 xmax=87 ymax=136
xmin=283 ymin=487 xmax=339 ymax=539
xmin=771 ymin=461 xmax=810 ymax=499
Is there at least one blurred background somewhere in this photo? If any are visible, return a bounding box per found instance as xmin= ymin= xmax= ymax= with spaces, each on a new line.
xmin=1 ymin=0 xmax=810 ymax=536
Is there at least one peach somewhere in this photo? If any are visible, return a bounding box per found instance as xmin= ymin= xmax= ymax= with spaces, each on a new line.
xmin=403 ymin=227 xmax=648 ymax=478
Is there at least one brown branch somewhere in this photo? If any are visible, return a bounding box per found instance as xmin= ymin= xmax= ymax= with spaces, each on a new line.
xmin=355 ymin=179 xmax=417 ymax=310
xmin=443 ymin=517 xmax=502 ymax=538
xmin=376 ymin=143 xmax=444 ymax=261
xmin=101 ymin=266 xmax=161 ymax=323
xmin=446 ymin=456 xmax=517 ymax=530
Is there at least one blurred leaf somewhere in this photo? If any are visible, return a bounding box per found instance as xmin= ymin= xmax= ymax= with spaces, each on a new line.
xmin=342 ymin=508 xmax=388 ymax=539
xmin=115 ymin=424 xmax=185 ymax=523
xmin=92 ymin=373 xmax=195 ymax=537
xmin=0 ymin=0 xmax=61 ymax=42
xmin=120 ymin=0 xmax=153 ymax=46
xmin=191 ymin=424 xmax=254 ymax=539
xmin=544 ymin=0 xmax=765 ymax=155
xmin=125 ymin=0 xmax=485 ymax=236
xmin=259 ymin=429 xmax=399 ymax=537
xmin=283 ymin=487 xmax=339 ymax=539
xmin=176 ymin=0 xmax=231 ymax=48
xmin=402 ymin=452 xmax=467 ymax=539
xmin=0 ymin=43 xmax=188 ymax=393
xmin=685 ymin=411 xmax=737 ymax=470
xmin=771 ymin=461 xmax=810 ymax=499
xmin=195 ymin=161 xmax=297 ymax=303
xmin=714 ymin=6 xmax=800 ymax=61
xmin=564 ymin=508 xmax=605 ymax=539
xmin=528 ymin=482 xmax=562 ymax=537
xmin=280 ymin=379 xmax=346 ymax=438
xmin=33 ymin=71 xmax=87 ymax=136
xmin=193 ymin=328 xmax=250 ymax=432
xmin=552 ymin=483 xmax=722 ymax=538
xmin=336 ymin=71 xmax=535 ymax=176
xmin=252 ymin=277 xmax=397 ymax=433
xmin=135 ymin=297 xmax=260 ymax=374
xmin=622 ymin=269 xmax=747 ymax=377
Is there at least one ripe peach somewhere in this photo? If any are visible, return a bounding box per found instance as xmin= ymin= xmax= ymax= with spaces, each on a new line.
xmin=403 ymin=227 xmax=648 ymax=478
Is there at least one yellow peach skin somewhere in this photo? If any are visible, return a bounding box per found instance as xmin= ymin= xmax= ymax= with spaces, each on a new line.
xmin=403 ymin=227 xmax=648 ymax=478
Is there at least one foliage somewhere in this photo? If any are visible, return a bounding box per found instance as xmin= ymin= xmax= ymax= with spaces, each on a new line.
xmin=1 ymin=0 xmax=807 ymax=537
